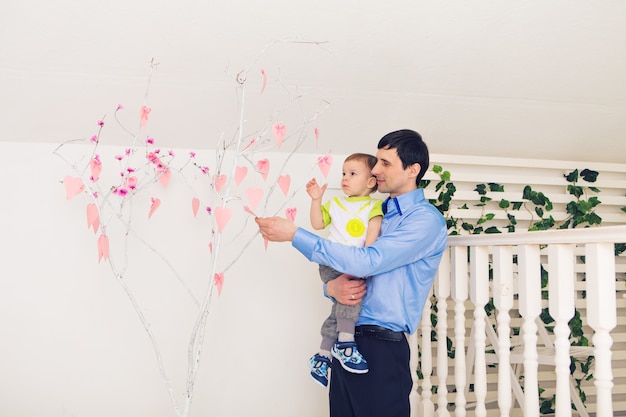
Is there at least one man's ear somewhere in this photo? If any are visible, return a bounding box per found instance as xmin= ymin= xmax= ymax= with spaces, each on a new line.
xmin=408 ymin=163 xmax=421 ymax=179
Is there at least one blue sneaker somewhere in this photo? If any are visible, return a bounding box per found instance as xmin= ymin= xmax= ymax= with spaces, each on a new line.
xmin=309 ymin=353 xmax=331 ymax=387
xmin=331 ymin=341 xmax=368 ymax=374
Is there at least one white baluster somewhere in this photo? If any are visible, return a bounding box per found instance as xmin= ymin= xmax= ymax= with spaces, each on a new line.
xmin=517 ymin=244 xmax=541 ymax=417
xmin=435 ymin=255 xmax=451 ymax=417
xmin=469 ymin=246 xmax=489 ymax=417
xmin=451 ymin=246 xmax=468 ymax=417
xmin=585 ymin=242 xmax=616 ymax=417
xmin=548 ymin=244 xmax=575 ymax=417
xmin=420 ymin=292 xmax=435 ymax=417
xmin=493 ymin=246 xmax=514 ymax=417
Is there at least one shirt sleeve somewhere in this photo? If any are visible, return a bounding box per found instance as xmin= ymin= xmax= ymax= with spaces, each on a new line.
xmin=368 ymin=199 xmax=383 ymax=220
xmin=321 ymin=200 xmax=332 ymax=228
xmin=292 ymin=207 xmax=447 ymax=278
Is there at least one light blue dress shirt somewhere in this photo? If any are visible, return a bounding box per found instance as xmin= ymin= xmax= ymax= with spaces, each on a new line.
xmin=293 ymin=188 xmax=448 ymax=334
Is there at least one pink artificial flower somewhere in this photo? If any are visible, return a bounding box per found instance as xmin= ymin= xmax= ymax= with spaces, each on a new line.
xmin=125 ymin=148 xmax=131 ymax=156
xmin=117 ymin=104 xmax=124 ymax=110
xmin=146 ymin=137 xmax=154 ymax=145
xmin=168 ymin=150 xmax=175 ymax=157
xmin=97 ymin=120 xmax=104 ymax=127
xmin=201 ymin=166 xmax=210 ymax=175
xmin=115 ymin=155 xmax=123 ymax=161
xmin=127 ymin=167 xmax=135 ymax=173
xmin=90 ymin=135 xmax=98 ymax=143
xmin=154 ymin=149 xmax=160 ymax=154
xmin=205 ymin=206 xmax=212 ymax=214
xmin=189 ymin=151 xmax=196 ymax=158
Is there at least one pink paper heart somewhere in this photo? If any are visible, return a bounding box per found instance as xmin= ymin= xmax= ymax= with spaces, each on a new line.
xmin=214 ymin=206 xmax=232 ymax=233
xmin=159 ymin=168 xmax=171 ymax=188
xmin=214 ymin=272 xmax=224 ymax=297
xmin=242 ymin=137 xmax=257 ymax=152
xmin=148 ymin=197 xmax=161 ymax=219
xmin=246 ymin=188 xmax=264 ymax=211
xmin=256 ymin=159 xmax=270 ymax=181
xmin=140 ymin=106 xmax=151 ymax=131
xmin=234 ymin=166 xmax=248 ymax=186
xmin=97 ymin=234 xmax=109 ymax=263
xmin=272 ymin=123 xmax=286 ymax=148
xmin=125 ymin=176 xmax=138 ymax=190
xmin=64 ymin=176 xmax=84 ymax=200
xmin=317 ymin=154 xmax=333 ymax=178
xmin=214 ymin=174 xmax=227 ymax=193
xmin=86 ymin=203 xmax=99 ymax=234
xmin=285 ymin=207 xmax=297 ymax=222
xmin=278 ymin=174 xmax=291 ymax=196
xmin=260 ymin=69 xmax=267 ymax=94
xmin=89 ymin=158 xmax=102 ymax=182
xmin=191 ymin=197 xmax=200 ymax=217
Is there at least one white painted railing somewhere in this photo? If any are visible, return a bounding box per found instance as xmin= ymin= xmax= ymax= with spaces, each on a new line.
xmin=410 ymin=225 xmax=626 ymax=417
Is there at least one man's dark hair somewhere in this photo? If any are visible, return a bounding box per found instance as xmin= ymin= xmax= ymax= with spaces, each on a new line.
xmin=378 ymin=129 xmax=429 ymax=186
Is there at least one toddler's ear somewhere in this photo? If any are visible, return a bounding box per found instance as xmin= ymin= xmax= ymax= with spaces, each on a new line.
xmin=367 ymin=176 xmax=377 ymax=189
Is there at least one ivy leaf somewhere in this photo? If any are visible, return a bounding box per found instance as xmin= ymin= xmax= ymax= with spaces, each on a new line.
xmin=484 ymin=226 xmax=501 ymax=234
xmin=488 ymin=182 xmax=504 ymax=192
xmin=568 ymin=184 xmax=584 ymax=198
xmin=589 ymin=186 xmax=601 ymax=193
xmin=432 ymin=164 xmax=442 ymax=174
xmin=580 ymin=168 xmax=599 ymax=182
xmin=512 ymin=201 xmax=523 ymax=210
xmin=499 ymin=199 xmax=510 ymax=209
xmin=475 ymin=183 xmax=487 ymax=195
xmin=622 ymin=206 xmax=626 ymax=213
xmin=459 ymin=203 xmax=468 ymax=209
xmin=441 ymin=170 xmax=451 ymax=181
xmin=565 ymin=169 xmax=579 ymax=183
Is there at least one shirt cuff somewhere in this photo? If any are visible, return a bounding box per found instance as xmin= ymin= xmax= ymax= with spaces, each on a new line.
xmin=291 ymin=227 xmax=319 ymax=260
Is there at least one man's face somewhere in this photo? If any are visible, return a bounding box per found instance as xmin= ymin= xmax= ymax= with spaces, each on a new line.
xmin=371 ymin=146 xmax=420 ymax=198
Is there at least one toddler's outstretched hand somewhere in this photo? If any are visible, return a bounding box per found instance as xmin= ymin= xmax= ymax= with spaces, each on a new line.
xmin=306 ymin=178 xmax=327 ymax=200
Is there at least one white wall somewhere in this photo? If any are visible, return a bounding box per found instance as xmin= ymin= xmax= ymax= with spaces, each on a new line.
xmin=0 ymin=141 xmax=350 ymax=417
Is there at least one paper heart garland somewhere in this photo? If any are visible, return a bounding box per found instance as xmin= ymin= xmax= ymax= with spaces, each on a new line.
xmin=214 ymin=206 xmax=232 ymax=233
xmin=317 ymin=154 xmax=333 ymax=178
xmin=159 ymin=168 xmax=171 ymax=188
xmin=89 ymin=158 xmax=102 ymax=182
xmin=278 ymin=174 xmax=291 ymax=196
xmin=97 ymin=234 xmax=109 ymax=263
xmin=140 ymin=106 xmax=151 ymax=131
xmin=234 ymin=166 xmax=247 ymax=186
xmin=246 ymin=188 xmax=264 ymax=211
xmin=214 ymin=174 xmax=227 ymax=192
xmin=192 ymin=197 xmax=200 ymax=217
xmin=64 ymin=176 xmax=84 ymax=200
xmin=86 ymin=203 xmax=99 ymax=234
xmin=314 ymin=127 xmax=320 ymax=148
xmin=286 ymin=207 xmax=297 ymax=222
xmin=148 ymin=198 xmax=161 ymax=219
xmin=214 ymin=272 xmax=224 ymax=297
xmin=260 ymin=69 xmax=267 ymax=94
xmin=272 ymin=123 xmax=286 ymax=148
xmin=256 ymin=159 xmax=270 ymax=181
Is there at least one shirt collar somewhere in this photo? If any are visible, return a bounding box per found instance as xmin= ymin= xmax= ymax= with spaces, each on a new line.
xmin=382 ymin=188 xmax=425 ymax=216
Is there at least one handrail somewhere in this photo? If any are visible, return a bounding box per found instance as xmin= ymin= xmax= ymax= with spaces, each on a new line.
xmin=447 ymin=225 xmax=626 ymax=246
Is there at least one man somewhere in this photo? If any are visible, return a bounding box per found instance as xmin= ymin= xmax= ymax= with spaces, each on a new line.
xmin=256 ymin=129 xmax=448 ymax=417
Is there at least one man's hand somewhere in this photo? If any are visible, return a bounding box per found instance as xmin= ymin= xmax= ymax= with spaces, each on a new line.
xmin=255 ymin=216 xmax=298 ymax=242
xmin=326 ymin=273 xmax=367 ymax=305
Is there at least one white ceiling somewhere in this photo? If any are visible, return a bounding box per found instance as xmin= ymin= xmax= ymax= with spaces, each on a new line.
xmin=2 ymin=0 xmax=625 ymax=163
